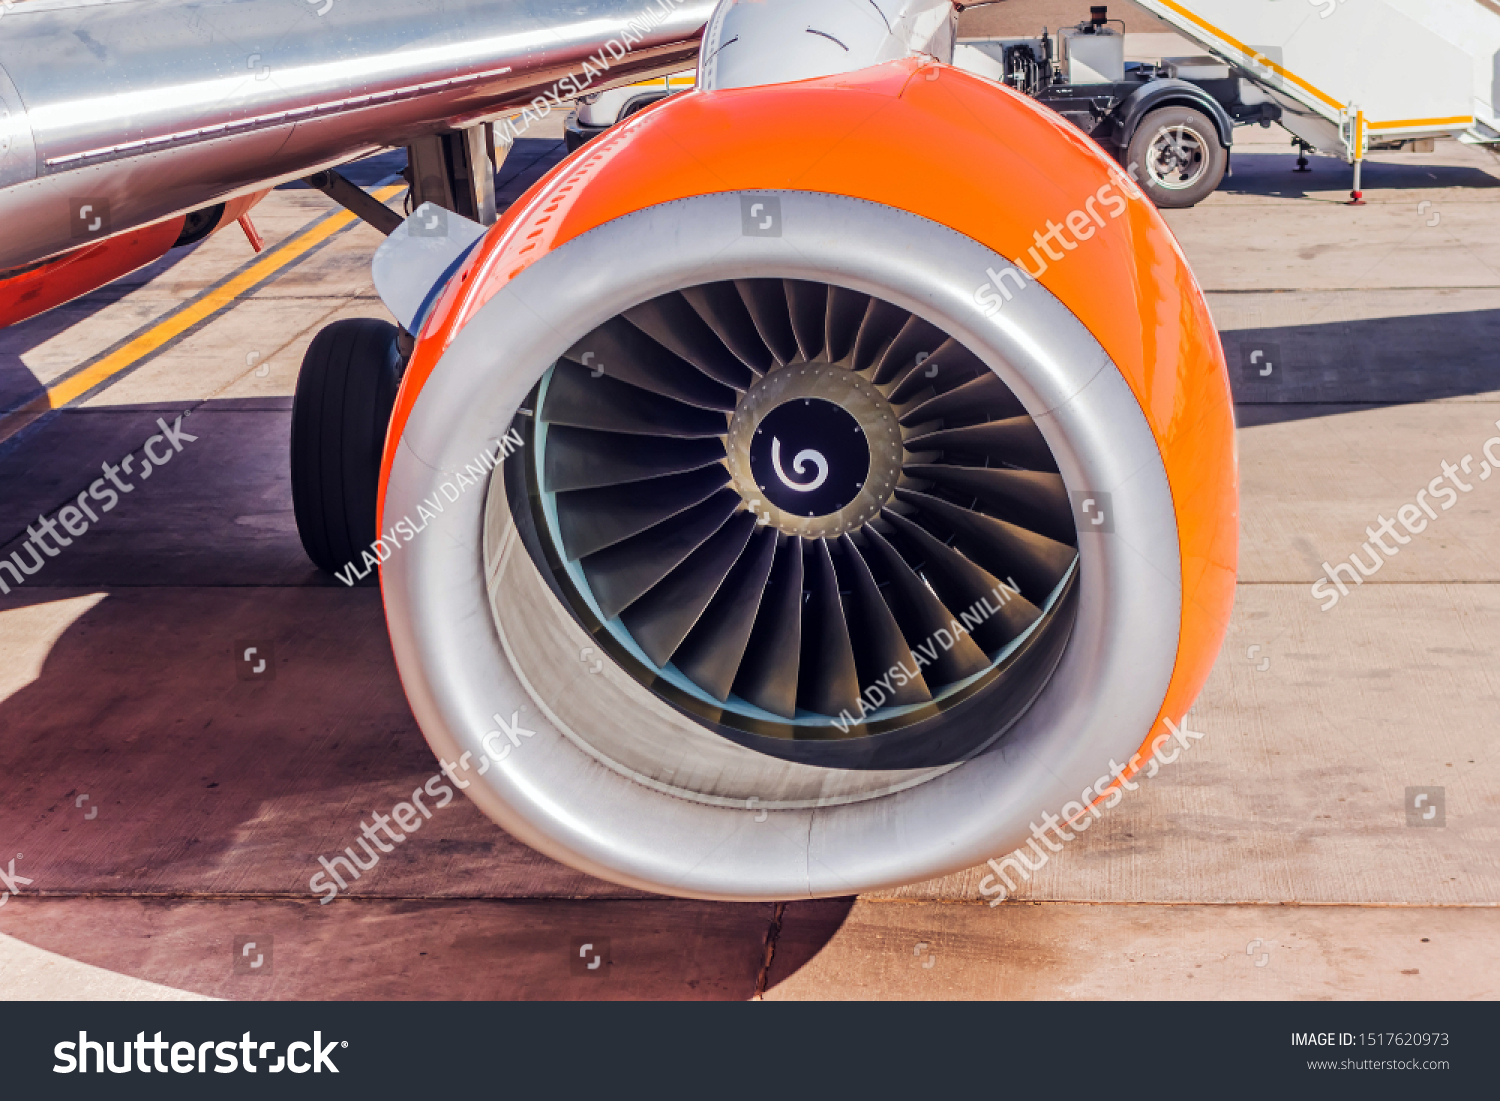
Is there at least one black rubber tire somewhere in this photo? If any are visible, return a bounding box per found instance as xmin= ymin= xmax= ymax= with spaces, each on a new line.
xmin=1125 ymin=105 xmax=1227 ymax=209
xmin=291 ymin=318 xmax=401 ymax=576
xmin=174 ymin=203 xmax=226 ymax=248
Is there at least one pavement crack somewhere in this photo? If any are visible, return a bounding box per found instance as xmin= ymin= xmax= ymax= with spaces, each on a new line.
xmin=752 ymin=901 xmax=787 ymax=1000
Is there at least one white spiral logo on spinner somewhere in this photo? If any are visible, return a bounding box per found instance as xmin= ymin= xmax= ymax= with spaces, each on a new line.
xmin=771 ymin=438 xmax=828 ymax=493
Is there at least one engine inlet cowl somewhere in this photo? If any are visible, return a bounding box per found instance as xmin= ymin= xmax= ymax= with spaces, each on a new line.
xmin=374 ymin=60 xmax=1234 ymax=901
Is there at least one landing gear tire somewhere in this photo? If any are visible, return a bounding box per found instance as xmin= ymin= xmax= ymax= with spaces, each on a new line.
xmin=1126 ymin=105 xmax=1227 ymax=209
xmin=291 ymin=318 xmax=402 ymax=576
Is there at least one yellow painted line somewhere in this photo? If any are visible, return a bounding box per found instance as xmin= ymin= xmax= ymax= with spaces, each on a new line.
xmin=1367 ymin=115 xmax=1474 ymax=130
xmin=1153 ymin=0 xmax=1342 ymax=110
xmin=0 ymin=184 xmax=404 ymax=448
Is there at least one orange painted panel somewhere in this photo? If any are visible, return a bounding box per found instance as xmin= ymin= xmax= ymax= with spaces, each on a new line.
xmin=0 ymin=217 xmax=186 ymax=329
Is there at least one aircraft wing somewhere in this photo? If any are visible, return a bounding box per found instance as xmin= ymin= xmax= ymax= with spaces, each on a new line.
xmin=0 ymin=0 xmax=714 ymax=279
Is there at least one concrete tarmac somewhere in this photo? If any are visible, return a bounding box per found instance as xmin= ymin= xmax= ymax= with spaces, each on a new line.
xmin=1 ymin=111 xmax=1498 ymax=999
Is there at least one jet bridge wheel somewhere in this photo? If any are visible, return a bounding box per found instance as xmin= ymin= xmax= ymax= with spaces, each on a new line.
xmin=291 ymin=317 xmax=402 ymax=576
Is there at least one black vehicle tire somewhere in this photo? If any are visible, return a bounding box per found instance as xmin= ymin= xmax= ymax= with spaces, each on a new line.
xmin=564 ymin=122 xmax=588 ymax=153
xmin=291 ymin=318 xmax=401 ymax=576
xmin=1125 ymin=105 xmax=1227 ymax=209
xmin=174 ymin=203 xmax=226 ymax=248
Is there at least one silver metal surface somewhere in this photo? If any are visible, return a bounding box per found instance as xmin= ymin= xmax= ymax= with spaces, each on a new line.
xmin=0 ymin=0 xmax=716 ymax=269
xmin=0 ymin=59 xmax=36 ymax=190
xmin=407 ymin=127 xmax=498 ymax=226
xmin=699 ymin=0 xmax=955 ymax=92
xmin=381 ymin=189 xmax=1182 ymax=900
xmin=372 ymin=203 xmax=487 ymax=333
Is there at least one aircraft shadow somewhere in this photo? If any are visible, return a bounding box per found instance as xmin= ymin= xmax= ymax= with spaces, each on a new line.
xmin=1222 ymin=307 xmax=1500 ymax=427
xmin=1219 ymin=149 xmax=1500 ymax=201
xmin=0 ymin=387 xmax=853 ymax=998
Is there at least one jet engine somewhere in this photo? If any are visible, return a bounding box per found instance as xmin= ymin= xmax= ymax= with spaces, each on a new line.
xmin=363 ymin=0 xmax=1237 ymax=900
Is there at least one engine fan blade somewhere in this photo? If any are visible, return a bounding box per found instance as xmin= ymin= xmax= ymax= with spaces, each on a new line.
xmin=894 ymin=489 xmax=1077 ymax=603
xmin=680 ymin=283 xmax=775 ymax=376
xmin=824 ymin=286 xmax=868 ymax=365
xmin=564 ymin=317 xmax=738 ymax=411
xmin=879 ymin=508 xmax=1043 ymax=653
xmin=555 ymin=465 xmax=731 ymax=561
xmin=732 ymin=534 xmax=805 ymax=719
xmin=857 ymin=526 xmax=991 ymax=685
xmin=624 ymin=293 xmax=754 ymax=390
xmin=901 ymin=464 xmax=1075 ymax=545
xmin=784 ymin=279 xmax=828 ymax=363
xmin=620 ymin=511 xmax=758 ymax=666
xmin=887 ymin=338 xmax=985 ymax=404
xmin=673 ymin=527 xmax=779 ymax=701
xmin=797 ymin=539 xmax=862 ymax=718
xmin=540 ymin=359 xmax=728 ymax=438
xmin=542 ymin=427 xmax=726 ymax=493
xmin=903 ymin=416 xmax=1058 ymax=472
xmin=735 ymin=279 xmax=797 ymax=367
xmin=851 ymin=297 xmax=909 ymax=374
xmin=835 ymin=535 xmax=931 ymax=707
xmin=899 ymin=372 xmax=1026 ymax=428
xmin=579 ymin=489 xmax=743 ymax=619
xmin=872 ymin=313 xmax=945 ymax=385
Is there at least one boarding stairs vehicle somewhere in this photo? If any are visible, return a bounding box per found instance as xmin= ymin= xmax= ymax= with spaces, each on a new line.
xmin=1131 ymin=0 xmax=1500 ymax=201
xmin=567 ymin=1 xmax=1500 ymax=208
xmin=958 ymin=0 xmax=1500 ymax=206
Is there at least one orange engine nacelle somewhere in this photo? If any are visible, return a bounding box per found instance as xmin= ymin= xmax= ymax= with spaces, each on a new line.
xmin=0 ymin=191 xmax=267 ymax=330
xmin=371 ymin=54 xmax=1236 ymax=901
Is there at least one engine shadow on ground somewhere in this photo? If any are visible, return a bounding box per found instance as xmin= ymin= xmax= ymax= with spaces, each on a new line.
xmin=0 ymin=577 xmax=857 ymax=999
xmin=1222 ymin=307 xmax=1500 ymax=426
xmin=0 ymin=383 xmax=855 ymax=997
